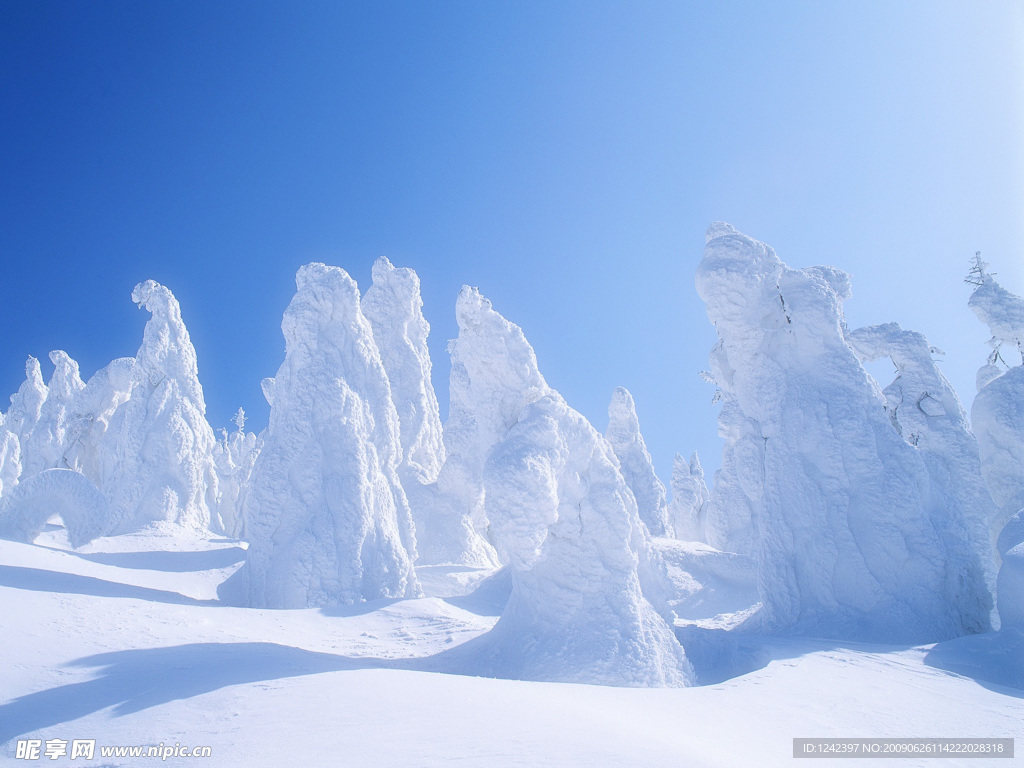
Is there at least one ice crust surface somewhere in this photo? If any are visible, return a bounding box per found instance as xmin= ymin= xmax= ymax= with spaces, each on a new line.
xmin=697 ymin=223 xmax=994 ymax=642
xmin=240 ymin=263 xmax=419 ymax=608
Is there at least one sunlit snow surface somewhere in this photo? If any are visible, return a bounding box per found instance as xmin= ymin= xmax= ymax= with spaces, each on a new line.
xmin=0 ymin=526 xmax=1020 ymax=768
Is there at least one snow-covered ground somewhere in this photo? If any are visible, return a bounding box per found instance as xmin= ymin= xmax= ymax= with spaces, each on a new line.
xmin=1 ymin=525 xmax=1019 ymax=768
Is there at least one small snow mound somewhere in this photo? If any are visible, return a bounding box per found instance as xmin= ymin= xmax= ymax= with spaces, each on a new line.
xmin=0 ymin=468 xmax=110 ymax=548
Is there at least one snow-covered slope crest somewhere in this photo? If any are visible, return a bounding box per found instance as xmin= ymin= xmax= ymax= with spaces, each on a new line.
xmin=605 ymin=387 xmax=671 ymax=537
xmin=697 ymin=223 xmax=993 ymax=642
xmin=98 ymin=280 xmax=219 ymax=535
xmin=240 ymin=262 xmax=419 ymax=608
xmin=442 ymin=291 xmax=691 ymax=686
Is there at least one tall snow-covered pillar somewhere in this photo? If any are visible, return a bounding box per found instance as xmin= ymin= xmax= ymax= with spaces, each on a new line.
xmin=241 ymin=263 xmax=419 ymax=608
xmin=697 ymin=223 xmax=993 ymax=642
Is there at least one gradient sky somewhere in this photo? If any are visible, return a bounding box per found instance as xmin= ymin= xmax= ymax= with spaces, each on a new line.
xmin=2 ymin=1 xmax=1022 ymax=485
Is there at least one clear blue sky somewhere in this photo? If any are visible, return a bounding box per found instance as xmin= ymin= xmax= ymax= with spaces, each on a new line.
xmin=2 ymin=1 xmax=1022 ymax=485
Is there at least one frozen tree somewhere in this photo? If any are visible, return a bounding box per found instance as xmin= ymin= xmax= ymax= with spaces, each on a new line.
xmin=212 ymin=409 xmax=262 ymax=539
xmin=241 ymin=263 xmax=419 ymax=608
xmin=966 ymin=258 xmax=1024 ymax=630
xmin=696 ymin=223 xmax=993 ymax=642
xmin=605 ymin=387 xmax=671 ymax=537
xmin=443 ymin=289 xmax=691 ymax=686
xmin=668 ymin=451 xmax=709 ymax=542
xmin=98 ymin=280 xmax=220 ymax=534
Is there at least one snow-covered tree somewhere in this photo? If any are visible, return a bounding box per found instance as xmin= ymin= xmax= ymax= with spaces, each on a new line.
xmin=98 ymin=280 xmax=220 ymax=534
xmin=966 ymin=257 xmax=1024 ymax=630
xmin=443 ymin=289 xmax=691 ymax=686
xmin=697 ymin=223 xmax=993 ymax=642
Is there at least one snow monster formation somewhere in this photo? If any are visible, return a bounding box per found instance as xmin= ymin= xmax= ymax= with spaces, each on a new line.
xmin=240 ymin=263 xmax=419 ymax=608
xmin=211 ymin=408 xmax=262 ymax=539
xmin=966 ymin=257 xmax=1024 ymax=630
xmin=697 ymin=223 xmax=993 ymax=642
xmin=98 ymin=280 xmax=220 ymax=535
xmin=446 ymin=288 xmax=692 ymax=686
xmin=4 ymin=357 xmax=47 ymax=463
xmin=605 ymin=387 xmax=671 ymax=537
xmin=360 ymin=257 xmax=453 ymax=564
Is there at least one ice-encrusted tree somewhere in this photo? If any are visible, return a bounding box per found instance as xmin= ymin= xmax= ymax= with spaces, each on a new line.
xmin=605 ymin=387 xmax=671 ymax=537
xmin=667 ymin=451 xmax=709 ymax=542
xmin=240 ymin=263 xmax=419 ymax=608
xmin=444 ymin=289 xmax=691 ymax=686
xmin=98 ymin=280 xmax=220 ymax=534
xmin=697 ymin=222 xmax=993 ymax=642
xmin=966 ymin=257 xmax=1024 ymax=630
xmin=361 ymin=257 xmax=450 ymax=564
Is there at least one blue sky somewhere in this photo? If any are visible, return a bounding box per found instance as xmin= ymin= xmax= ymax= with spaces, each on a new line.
xmin=2 ymin=1 xmax=1022 ymax=484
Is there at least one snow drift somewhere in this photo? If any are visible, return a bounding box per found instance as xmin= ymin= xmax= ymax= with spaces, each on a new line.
xmin=697 ymin=223 xmax=993 ymax=642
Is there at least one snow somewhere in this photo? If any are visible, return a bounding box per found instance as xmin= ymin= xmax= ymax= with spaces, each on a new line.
xmin=0 ymin=530 xmax=1019 ymax=768
xmin=0 ymin=468 xmax=110 ymax=548
xmin=697 ymin=223 xmax=993 ymax=642
xmin=239 ymin=263 xmax=419 ymax=608
xmin=0 ymin=232 xmax=1022 ymax=762
xmin=606 ymin=387 xmax=671 ymax=537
